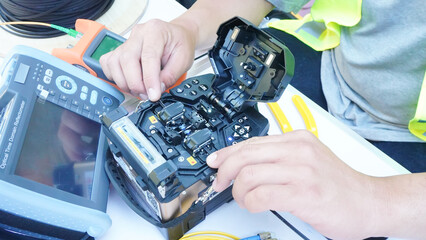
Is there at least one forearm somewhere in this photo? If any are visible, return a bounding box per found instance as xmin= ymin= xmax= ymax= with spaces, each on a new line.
xmin=370 ymin=173 xmax=426 ymax=238
xmin=171 ymin=0 xmax=274 ymax=51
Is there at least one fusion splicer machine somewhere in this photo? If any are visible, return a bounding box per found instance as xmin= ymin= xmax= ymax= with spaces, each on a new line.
xmin=101 ymin=17 xmax=295 ymax=240
xmin=0 ymin=46 xmax=123 ymax=239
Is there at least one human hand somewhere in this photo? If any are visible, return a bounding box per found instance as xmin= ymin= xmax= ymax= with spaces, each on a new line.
xmin=207 ymin=130 xmax=382 ymax=240
xmin=100 ymin=19 xmax=197 ymax=101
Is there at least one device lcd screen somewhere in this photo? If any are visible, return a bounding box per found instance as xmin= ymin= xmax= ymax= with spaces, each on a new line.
xmin=90 ymin=35 xmax=122 ymax=61
xmin=15 ymin=99 xmax=100 ymax=199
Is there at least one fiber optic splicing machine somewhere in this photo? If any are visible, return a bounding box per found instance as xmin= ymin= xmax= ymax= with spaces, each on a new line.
xmin=101 ymin=17 xmax=294 ymax=240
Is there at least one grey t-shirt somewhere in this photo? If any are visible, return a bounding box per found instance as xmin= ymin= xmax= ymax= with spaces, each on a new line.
xmin=268 ymin=0 xmax=426 ymax=142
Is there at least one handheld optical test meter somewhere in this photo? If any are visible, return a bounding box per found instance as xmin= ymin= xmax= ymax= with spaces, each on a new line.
xmin=52 ymin=19 xmax=126 ymax=82
xmin=52 ymin=19 xmax=187 ymax=90
xmin=0 ymin=45 xmax=124 ymax=239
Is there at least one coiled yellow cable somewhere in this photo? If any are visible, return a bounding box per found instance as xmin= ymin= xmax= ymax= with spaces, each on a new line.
xmin=180 ymin=231 xmax=239 ymax=240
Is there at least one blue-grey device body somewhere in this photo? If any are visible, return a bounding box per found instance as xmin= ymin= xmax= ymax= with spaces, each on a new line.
xmin=0 ymin=45 xmax=124 ymax=238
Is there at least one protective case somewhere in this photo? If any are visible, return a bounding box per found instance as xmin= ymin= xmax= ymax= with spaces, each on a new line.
xmin=101 ymin=17 xmax=294 ymax=240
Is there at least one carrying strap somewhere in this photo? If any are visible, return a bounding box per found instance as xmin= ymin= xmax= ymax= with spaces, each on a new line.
xmin=409 ymin=72 xmax=426 ymax=141
xmin=268 ymin=0 xmax=362 ymax=51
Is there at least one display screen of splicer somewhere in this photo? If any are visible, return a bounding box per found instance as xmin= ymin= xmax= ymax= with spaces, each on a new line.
xmin=15 ymin=99 xmax=100 ymax=198
xmin=91 ymin=35 xmax=122 ymax=61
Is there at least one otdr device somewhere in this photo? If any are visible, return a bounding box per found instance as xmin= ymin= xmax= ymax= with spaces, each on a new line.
xmin=101 ymin=17 xmax=295 ymax=240
xmin=0 ymin=46 xmax=124 ymax=239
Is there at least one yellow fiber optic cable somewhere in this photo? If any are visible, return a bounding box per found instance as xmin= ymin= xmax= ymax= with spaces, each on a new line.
xmin=0 ymin=21 xmax=50 ymax=27
xmin=0 ymin=21 xmax=81 ymax=38
xmin=180 ymin=231 xmax=239 ymax=240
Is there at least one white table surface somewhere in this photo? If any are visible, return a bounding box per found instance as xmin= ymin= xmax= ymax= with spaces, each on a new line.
xmin=0 ymin=0 xmax=409 ymax=239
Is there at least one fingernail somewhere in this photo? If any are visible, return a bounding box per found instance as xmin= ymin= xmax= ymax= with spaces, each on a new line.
xmin=161 ymin=82 xmax=166 ymax=92
xmin=139 ymin=93 xmax=148 ymax=100
xmin=148 ymin=88 xmax=158 ymax=101
xmin=206 ymin=153 xmax=217 ymax=166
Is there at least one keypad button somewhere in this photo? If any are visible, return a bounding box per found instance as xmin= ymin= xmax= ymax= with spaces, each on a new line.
xmin=199 ymin=84 xmax=208 ymax=91
xmin=83 ymin=104 xmax=91 ymax=111
xmin=56 ymin=75 xmax=77 ymax=94
xmin=90 ymin=90 xmax=98 ymax=105
xmin=238 ymin=128 xmax=246 ymax=135
xmin=59 ymin=94 xmax=68 ymax=101
xmin=61 ymin=80 xmax=72 ymax=90
xmin=43 ymin=76 xmax=51 ymax=84
xmin=233 ymin=124 xmax=250 ymax=139
xmin=45 ymin=69 xmax=53 ymax=77
xmin=72 ymin=100 xmax=79 ymax=106
xmin=81 ymin=86 xmax=88 ymax=93
xmin=192 ymin=79 xmax=199 ymax=84
xmin=80 ymin=92 xmax=87 ymax=101
xmin=40 ymin=89 xmax=49 ymax=100
xmin=102 ymin=96 xmax=113 ymax=106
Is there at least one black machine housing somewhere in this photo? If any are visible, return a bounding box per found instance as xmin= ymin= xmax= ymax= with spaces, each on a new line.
xmin=101 ymin=17 xmax=294 ymax=240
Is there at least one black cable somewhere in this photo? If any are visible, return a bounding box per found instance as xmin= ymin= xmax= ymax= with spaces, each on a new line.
xmin=194 ymin=52 xmax=208 ymax=61
xmin=270 ymin=210 xmax=311 ymax=240
xmin=0 ymin=0 xmax=114 ymax=38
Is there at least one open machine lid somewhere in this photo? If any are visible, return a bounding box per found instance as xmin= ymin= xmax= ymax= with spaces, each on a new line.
xmin=208 ymin=17 xmax=295 ymax=112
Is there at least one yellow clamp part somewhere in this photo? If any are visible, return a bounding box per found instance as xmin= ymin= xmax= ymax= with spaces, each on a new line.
xmin=267 ymin=95 xmax=318 ymax=137
xmin=292 ymin=95 xmax=318 ymax=137
xmin=408 ymin=71 xmax=426 ymax=141
xmin=267 ymin=102 xmax=293 ymax=133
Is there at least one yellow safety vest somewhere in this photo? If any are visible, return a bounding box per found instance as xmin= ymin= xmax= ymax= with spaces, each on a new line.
xmin=409 ymin=73 xmax=426 ymax=141
xmin=268 ymin=0 xmax=362 ymax=51
xmin=268 ymin=0 xmax=425 ymax=141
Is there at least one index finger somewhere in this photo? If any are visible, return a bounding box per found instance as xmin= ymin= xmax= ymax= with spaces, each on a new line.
xmin=207 ymin=130 xmax=316 ymax=169
xmin=211 ymin=141 xmax=300 ymax=192
xmin=118 ymin=39 xmax=146 ymax=97
xmin=206 ymin=134 xmax=287 ymax=169
xmin=141 ymin=34 xmax=165 ymax=101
